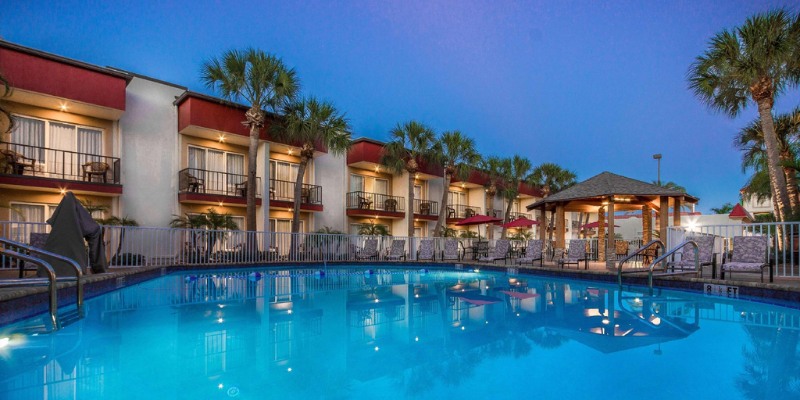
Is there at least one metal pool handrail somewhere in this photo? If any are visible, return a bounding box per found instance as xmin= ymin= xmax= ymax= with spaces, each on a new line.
xmin=0 ymin=249 xmax=61 ymax=329
xmin=617 ymin=239 xmax=664 ymax=287
xmin=647 ymin=240 xmax=700 ymax=289
xmin=0 ymin=237 xmax=85 ymax=324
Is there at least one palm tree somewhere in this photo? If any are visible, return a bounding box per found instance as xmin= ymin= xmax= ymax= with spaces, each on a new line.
xmin=498 ymin=155 xmax=534 ymax=238
xmin=381 ymin=121 xmax=437 ymax=238
xmin=432 ymin=131 xmax=479 ymax=236
xmin=688 ymin=9 xmax=797 ymax=221
xmin=711 ymin=203 xmax=735 ymax=214
xmin=358 ymin=222 xmax=390 ymax=236
xmin=279 ymin=97 xmax=351 ymax=254
xmin=736 ymin=109 xmax=800 ymax=218
xmin=201 ymin=48 xmax=299 ymax=234
xmin=530 ymin=163 xmax=577 ymax=240
xmin=480 ymin=156 xmax=505 ymax=217
xmin=101 ymin=216 xmax=139 ymax=260
xmin=170 ymin=208 xmax=238 ymax=259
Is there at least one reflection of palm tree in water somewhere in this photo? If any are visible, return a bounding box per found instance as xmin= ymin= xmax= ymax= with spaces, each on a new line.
xmin=527 ymin=328 xmax=568 ymax=349
xmin=736 ymin=313 xmax=800 ymax=399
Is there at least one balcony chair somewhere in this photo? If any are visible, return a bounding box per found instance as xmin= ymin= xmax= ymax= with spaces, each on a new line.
xmin=720 ymin=236 xmax=771 ymax=283
xmin=558 ymin=239 xmax=589 ymax=270
xmin=464 ymin=208 xmax=476 ymax=218
xmin=82 ymin=161 xmax=110 ymax=183
xmin=447 ymin=207 xmax=456 ymax=219
xmin=516 ymin=239 xmax=544 ymax=267
xmin=181 ymin=171 xmax=205 ymax=193
xmin=358 ymin=195 xmax=373 ymax=209
xmin=384 ymin=198 xmax=398 ymax=212
xmin=301 ymin=188 xmax=311 ymax=203
xmin=1 ymin=149 xmax=36 ymax=176
xmin=419 ymin=202 xmax=431 ymax=215
xmin=479 ymin=239 xmax=510 ymax=264
xmin=235 ymin=181 xmax=248 ymax=197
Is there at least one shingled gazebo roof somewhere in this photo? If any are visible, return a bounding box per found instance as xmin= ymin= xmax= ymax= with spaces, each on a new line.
xmin=526 ymin=171 xmax=698 ymax=212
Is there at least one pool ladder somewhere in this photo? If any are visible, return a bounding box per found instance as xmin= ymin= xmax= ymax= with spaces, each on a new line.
xmin=618 ymin=239 xmax=703 ymax=292
xmin=617 ymin=239 xmax=664 ymax=289
xmin=0 ymin=238 xmax=85 ymax=331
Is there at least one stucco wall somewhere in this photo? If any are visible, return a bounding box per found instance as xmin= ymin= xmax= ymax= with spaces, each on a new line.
xmin=120 ymin=77 xmax=185 ymax=227
xmin=314 ymin=151 xmax=346 ymax=232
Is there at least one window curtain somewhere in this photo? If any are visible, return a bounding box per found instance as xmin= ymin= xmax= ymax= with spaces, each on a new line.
xmin=11 ymin=116 xmax=45 ymax=161
xmin=48 ymin=122 xmax=77 ymax=175
xmin=227 ymin=153 xmax=245 ymax=189
xmin=77 ymin=128 xmax=102 ymax=165
xmin=375 ymin=179 xmax=388 ymax=195
xmin=350 ymin=175 xmax=364 ymax=193
xmin=206 ymin=150 xmax=224 ymax=193
xmin=188 ymin=147 xmax=205 ymax=170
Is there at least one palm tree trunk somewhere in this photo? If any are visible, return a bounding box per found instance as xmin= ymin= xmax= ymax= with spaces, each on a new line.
xmin=289 ymin=157 xmax=309 ymax=258
xmin=408 ymin=172 xmax=415 ymax=238
xmin=502 ymin=196 xmax=513 ymax=238
xmin=756 ymin=99 xmax=792 ymax=221
xmin=434 ymin=173 xmax=451 ymax=236
xmin=783 ymin=164 xmax=799 ymax=216
xmin=246 ymin=125 xmax=259 ymax=231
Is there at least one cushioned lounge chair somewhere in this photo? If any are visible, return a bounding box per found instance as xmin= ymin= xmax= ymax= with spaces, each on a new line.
xmin=666 ymin=235 xmax=716 ymax=277
xmin=442 ymin=239 xmax=461 ymax=261
xmin=417 ymin=239 xmax=435 ymax=261
xmin=356 ymin=239 xmax=378 ymax=260
xmin=479 ymin=239 xmax=510 ymax=264
xmin=385 ymin=239 xmax=407 ymax=261
xmin=720 ymin=236 xmax=771 ymax=282
xmin=558 ymin=239 xmax=588 ymax=270
xmin=516 ymin=239 xmax=543 ymax=267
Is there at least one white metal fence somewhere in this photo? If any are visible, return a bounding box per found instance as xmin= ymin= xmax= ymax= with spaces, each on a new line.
xmin=667 ymin=222 xmax=800 ymax=278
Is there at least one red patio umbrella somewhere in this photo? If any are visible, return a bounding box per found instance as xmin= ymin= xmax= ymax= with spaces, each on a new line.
xmin=581 ymin=221 xmax=620 ymax=230
xmin=501 ymin=217 xmax=539 ymax=229
xmin=456 ymin=214 xmax=502 ymax=240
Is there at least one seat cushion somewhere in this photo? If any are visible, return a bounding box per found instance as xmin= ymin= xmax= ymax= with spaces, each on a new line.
xmin=722 ymin=262 xmax=765 ymax=272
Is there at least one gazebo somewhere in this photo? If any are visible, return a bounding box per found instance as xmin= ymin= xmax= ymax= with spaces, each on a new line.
xmin=526 ymin=172 xmax=698 ymax=267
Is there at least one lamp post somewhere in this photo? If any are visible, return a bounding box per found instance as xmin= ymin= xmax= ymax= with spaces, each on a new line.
xmin=652 ymin=154 xmax=662 ymax=186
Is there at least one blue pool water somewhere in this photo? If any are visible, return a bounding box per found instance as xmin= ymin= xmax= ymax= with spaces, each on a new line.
xmin=1 ymin=266 xmax=799 ymax=399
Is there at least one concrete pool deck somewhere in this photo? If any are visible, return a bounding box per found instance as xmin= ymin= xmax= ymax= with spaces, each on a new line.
xmin=1 ymin=259 xmax=799 ymax=326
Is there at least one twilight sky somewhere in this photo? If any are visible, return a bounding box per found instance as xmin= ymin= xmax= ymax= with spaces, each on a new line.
xmin=3 ymin=0 xmax=800 ymax=213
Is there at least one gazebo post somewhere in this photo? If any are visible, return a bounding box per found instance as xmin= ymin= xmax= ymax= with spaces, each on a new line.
xmin=659 ymin=196 xmax=669 ymax=244
xmin=598 ymin=206 xmax=606 ymax=262
xmin=607 ymin=197 xmax=616 ymax=269
xmin=555 ymin=204 xmax=565 ymax=250
xmin=673 ymin=197 xmax=682 ymax=227
xmin=642 ymin=205 xmax=652 ymax=244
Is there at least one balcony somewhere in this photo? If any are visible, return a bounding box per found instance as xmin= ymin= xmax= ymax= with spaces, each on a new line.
xmin=413 ymin=198 xmax=439 ymax=221
xmin=178 ymin=168 xmax=261 ymax=206
xmin=346 ymin=191 xmax=405 ymax=219
xmin=508 ymin=212 xmax=532 ymax=220
xmin=270 ymin=178 xmax=323 ymax=212
xmin=445 ymin=204 xmax=482 ymax=221
xmin=0 ymin=142 xmax=121 ymax=194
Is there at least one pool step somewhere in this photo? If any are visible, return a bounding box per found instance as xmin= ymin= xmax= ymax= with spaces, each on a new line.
xmin=58 ymin=309 xmax=84 ymax=329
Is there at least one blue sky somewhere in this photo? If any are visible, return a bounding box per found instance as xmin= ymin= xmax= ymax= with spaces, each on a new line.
xmin=3 ymin=0 xmax=800 ymax=213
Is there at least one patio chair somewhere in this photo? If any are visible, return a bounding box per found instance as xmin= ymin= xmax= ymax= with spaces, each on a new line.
xmin=447 ymin=207 xmax=456 ymax=219
xmin=558 ymin=239 xmax=588 ymax=270
xmin=386 ymin=239 xmax=407 ymax=261
xmin=516 ymin=239 xmax=544 ymax=267
xmin=419 ymin=202 xmax=432 ymax=215
xmin=720 ymin=236 xmax=771 ymax=283
xmin=358 ymin=195 xmax=373 ymax=209
xmin=1 ymin=149 xmax=36 ymax=176
xmin=479 ymin=239 xmax=510 ymax=264
xmin=235 ymin=180 xmax=248 ymax=197
xmin=384 ymin=198 xmax=398 ymax=212
xmin=442 ymin=239 xmax=462 ymax=261
xmin=417 ymin=239 xmax=435 ymax=261
xmin=181 ymin=170 xmax=205 ymax=193
xmin=301 ymin=188 xmax=311 ymax=203
xmin=666 ymin=235 xmax=716 ymax=277
xmin=356 ymin=238 xmax=379 ymax=260
xmin=464 ymin=208 xmax=476 ymax=218
xmin=82 ymin=161 xmax=109 ymax=183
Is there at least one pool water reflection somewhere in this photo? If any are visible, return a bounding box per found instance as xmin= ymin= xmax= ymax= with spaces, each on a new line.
xmin=0 ymin=267 xmax=799 ymax=399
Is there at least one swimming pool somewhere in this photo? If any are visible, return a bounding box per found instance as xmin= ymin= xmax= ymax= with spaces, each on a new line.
xmin=1 ymin=266 xmax=798 ymax=399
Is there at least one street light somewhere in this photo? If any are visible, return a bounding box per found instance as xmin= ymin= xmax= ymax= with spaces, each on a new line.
xmin=652 ymin=154 xmax=662 ymax=186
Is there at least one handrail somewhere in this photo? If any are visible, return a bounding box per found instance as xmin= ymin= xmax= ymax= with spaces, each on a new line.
xmin=617 ymin=239 xmax=664 ymax=287
xmin=0 ymin=237 xmax=84 ymax=312
xmin=647 ymin=240 xmax=700 ymax=289
xmin=0 ymin=249 xmax=59 ymax=329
